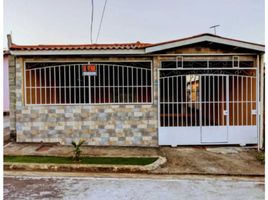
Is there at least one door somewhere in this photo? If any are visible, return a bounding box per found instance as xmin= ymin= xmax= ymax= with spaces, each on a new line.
xmin=200 ymin=75 xmax=228 ymax=143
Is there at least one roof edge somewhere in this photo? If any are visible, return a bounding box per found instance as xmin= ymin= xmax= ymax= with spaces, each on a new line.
xmin=9 ymin=33 xmax=265 ymax=54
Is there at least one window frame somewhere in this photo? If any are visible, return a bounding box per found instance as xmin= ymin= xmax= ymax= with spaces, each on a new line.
xmin=23 ymin=60 xmax=153 ymax=106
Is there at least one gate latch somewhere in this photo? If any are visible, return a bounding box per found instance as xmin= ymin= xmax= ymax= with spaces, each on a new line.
xmin=223 ymin=110 xmax=229 ymax=116
xmin=251 ymin=110 xmax=257 ymax=115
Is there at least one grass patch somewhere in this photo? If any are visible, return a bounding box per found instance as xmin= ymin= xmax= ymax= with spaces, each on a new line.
xmin=4 ymin=156 xmax=158 ymax=166
xmin=256 ymin=151 xmax=265 ymax=164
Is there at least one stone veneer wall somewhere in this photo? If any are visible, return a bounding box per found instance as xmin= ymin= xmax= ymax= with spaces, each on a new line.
xmin=14 ymin=57 xmax=159 ymax=146
xmin=9 ymin=55 xmax=16 ymax=140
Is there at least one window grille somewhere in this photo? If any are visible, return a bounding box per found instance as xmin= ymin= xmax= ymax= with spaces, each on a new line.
xmin=25 ymin=63 xmax=152 ymax=105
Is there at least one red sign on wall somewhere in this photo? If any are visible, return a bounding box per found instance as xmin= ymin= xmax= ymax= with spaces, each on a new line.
xmin=82 ymin=64 xmax=97 ymax=76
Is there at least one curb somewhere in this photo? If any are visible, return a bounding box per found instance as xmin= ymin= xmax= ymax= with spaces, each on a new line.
xmin=148 ymin=171 xmax=265 ymax=177
xmin=4 ymin=156 xmax=167 ymax=174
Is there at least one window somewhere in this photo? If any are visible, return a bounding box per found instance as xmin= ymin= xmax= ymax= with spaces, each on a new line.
xmin=25 ymin=62 xmax=152 ymax=105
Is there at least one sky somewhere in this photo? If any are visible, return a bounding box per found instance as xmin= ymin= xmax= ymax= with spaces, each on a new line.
xmin=3 ymin=0 xmax=265 ymax=48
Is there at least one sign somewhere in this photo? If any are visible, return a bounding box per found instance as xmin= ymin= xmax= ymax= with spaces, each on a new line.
xmin=82 ymin=64 xmax=97 ymax=76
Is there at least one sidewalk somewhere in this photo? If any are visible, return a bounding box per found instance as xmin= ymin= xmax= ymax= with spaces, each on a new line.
xmin=4 ymin=142 xmax=264 ymax=176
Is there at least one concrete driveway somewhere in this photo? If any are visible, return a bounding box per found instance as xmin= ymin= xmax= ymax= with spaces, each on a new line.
xmin=4 ymin=172 xmax=264 ymax=200
xmin=153 ymin=147 xmax=264 ymax=176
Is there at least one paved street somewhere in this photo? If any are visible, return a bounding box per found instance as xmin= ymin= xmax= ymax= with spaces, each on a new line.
xmin=4 ymin=172 xmax=264 ymax=200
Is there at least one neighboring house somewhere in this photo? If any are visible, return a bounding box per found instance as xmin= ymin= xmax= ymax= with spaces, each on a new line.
xmin=7 ymin=33 xmax=265 ymax=148
xmin=3 ymin=50 xmax=10 ymax=114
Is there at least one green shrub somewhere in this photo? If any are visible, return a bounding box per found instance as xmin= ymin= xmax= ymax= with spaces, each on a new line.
xmin=256 ymin=151 xmax=265 ymax=164
xmin=71 ymin=139 xmax=85 ymax=161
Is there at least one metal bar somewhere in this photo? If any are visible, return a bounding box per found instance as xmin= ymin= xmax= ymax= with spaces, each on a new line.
xmin=59 ymin=67 xmax=61 ymax=103
xmin=232 ymin=75 xmax=234 ymax=126
xmin=195 ymin=75 xmax=197 ymax=126
xmin=190 ymin=75 xmax=192 ymax=126
xmin=159 ymin=67 xmax=258 ymax=71
xmin=35 ymin=69 xmax=37 ymax=104
xmin=185 ymin=76 xmax=188 ymax=127
xmin=49 ymin=67 xmax=52 ymax=104
xmin=160 ymin=73 xmax=257 ymax=80
xmin=141 ymin=68 xmax=143 ymax=103
xmin=136 ymin=67 xmax=138 ymax=102
xmin=54 ymin=67 xmax=56 ymax=104
xmin=127 ymin=67 xmax=129 ymax=103
xmin=99 ymin=65 xmax=101 ymax=103
xmin=222 ymin=75 xmax=224 ymax=126
xmin=74 ymin=65 xmax=76 ymax=103
xmin=213 ymin=76 xmax=215 ymax=126
xmin=226 ymin=76 xmax=230 ymax=128
xmin=246 ymin=77 xmax=248 ymax=125
xmin=241 ymin=76 xmax=244 ymax=125
xmin=69 ymin=65 xmax=71 ymax=103
xmin=122 ymin=67 xmax=124 ymax=103
xmin=177 ymin=76 xmax=179 ymax=126
xmin=217 ymin=76 xmax=219 ymax=126
xmin=112 ymin=65 xmax=114 ymax=103
xmin=204 ymin=75 xmax=206 ymax=126
xmin=88 ymin=75 xmax=91 ymax=104
xmin=64 ymin=66 xmax=66 ymax=103
xmin=172 ymin=77 xmax=174 ymax=126
xmin=103 ymin=65 xmax=106 ymax=103
xmin=199 ymin=75 xmax=202 ymax=137
xmin=108 ymin=66 xmax=110 ymax=103
xmin=83 ymin=67 xmax=86 ymax=104
xmin=168 ymin=77 xmax=170 ymax=126
xmin=208 ymin=76 xmax=210 ymax=126
xmin=132 ymin=67 xmax=134 ymax=103
xmin=181 ymin=76 xmax=183 ymax=126
xmin=163 ymin=78 xmax=165 ymax=127
xmin=237 ymin=76 xmax=239 ymax=125
xmin=39 ymin=69 xmax=42 ymax=104
xmin=146 ymin=70 xmax=148 ymax=102
xmin=118 ymin=65 xmax=120 ymax=102
xmin=44 ymin=68 xmax=47 ymax=104
xmin=256 ymin=64 xmax=260 ymax=149
xmin=251 ymin=77 xmax=253 ymax=125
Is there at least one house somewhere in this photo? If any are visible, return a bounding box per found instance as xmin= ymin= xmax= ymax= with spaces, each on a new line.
xmin=8 ymin=33 xmax=265 ymax=148
xmin=3 ymin=49 xmax=10 ymax=115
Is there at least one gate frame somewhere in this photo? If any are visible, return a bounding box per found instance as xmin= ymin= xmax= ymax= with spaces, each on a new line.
xmin=158 ymin=66 xmax=260 ymax=147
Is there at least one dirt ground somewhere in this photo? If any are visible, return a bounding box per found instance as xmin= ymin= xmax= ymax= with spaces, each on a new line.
xmin=153 ymin=147 xmax=264 ymax=175
xmin=4 ymin=142 xmax=264 ymax=176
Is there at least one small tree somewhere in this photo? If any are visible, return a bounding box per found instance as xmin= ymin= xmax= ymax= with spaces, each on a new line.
xmin=71 ymin=139 xmax=85 ymax=161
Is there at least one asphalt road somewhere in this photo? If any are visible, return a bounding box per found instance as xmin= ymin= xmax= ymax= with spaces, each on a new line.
xmin=4 ymin=172 xmax=264 ymax=200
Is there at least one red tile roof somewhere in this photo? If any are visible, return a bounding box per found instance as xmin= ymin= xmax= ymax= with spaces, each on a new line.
xmin=9 ymin=33 xmax=264 ymax=51
xmin=10 ymin=42 xmax=152 ymax=51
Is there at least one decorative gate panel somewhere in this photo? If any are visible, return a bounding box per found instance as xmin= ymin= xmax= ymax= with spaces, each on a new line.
xmin=158 ymin=69 xmax=258 ymax=146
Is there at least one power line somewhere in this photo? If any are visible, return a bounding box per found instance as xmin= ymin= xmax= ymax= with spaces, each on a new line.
xmin=95 ymin=0 xmax=108 ymax=43
xmin=90 ymin=0 xmax=94 ymax=44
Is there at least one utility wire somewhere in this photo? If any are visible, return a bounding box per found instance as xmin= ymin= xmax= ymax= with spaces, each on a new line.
xmin=95 ymin=0 xmax=108 ymax=43
xmin=90 ymin=0 xmax=94 ymax=44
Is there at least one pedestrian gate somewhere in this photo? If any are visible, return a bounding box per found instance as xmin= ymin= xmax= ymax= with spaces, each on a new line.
xmin=158 ymin=69 xmax=258 ymax=146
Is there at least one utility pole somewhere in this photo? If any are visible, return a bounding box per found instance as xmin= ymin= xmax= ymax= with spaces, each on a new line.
xmin=210 ymin=25 xmax=220 ymax=35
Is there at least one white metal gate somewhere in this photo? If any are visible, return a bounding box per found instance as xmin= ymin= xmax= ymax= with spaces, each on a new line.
xmin=158 ymin=69 xmax=258 ymax=146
